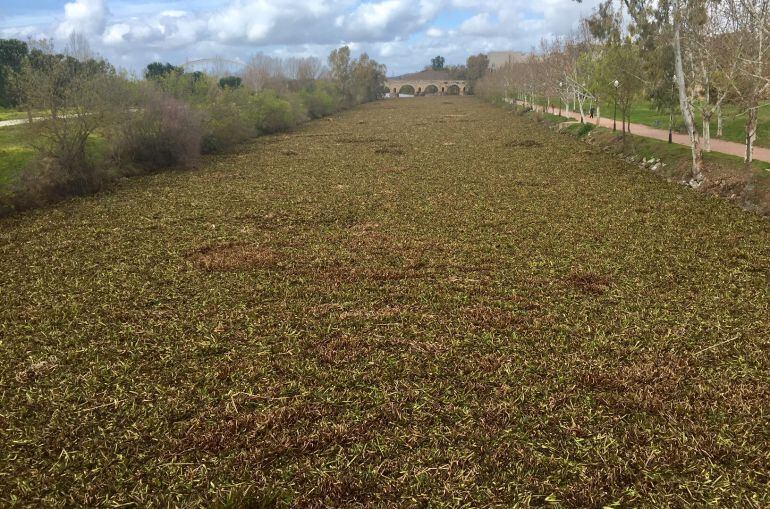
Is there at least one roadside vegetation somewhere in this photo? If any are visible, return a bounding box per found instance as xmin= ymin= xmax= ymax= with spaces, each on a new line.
xmin=494 ymin=98 xmax=770 ymax=214
xmin=0 ymin=38 xmax=386 ymax=215
xmin=0 ymin=108 xmax=29 ymax=121
xmin=1 ymin=97 xmax=768 ymax=506
xmin=0 ymin=126 xmax=33 ymax=189
xmin=570 ymin=123 xmax=770 ymax=214
xmin=514 ymin=97 xmax=770 ymax=150
xmin=476 ymin=0 xmax=770 ymax=212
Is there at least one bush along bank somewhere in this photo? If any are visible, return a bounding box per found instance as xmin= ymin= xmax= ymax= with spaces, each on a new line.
xmin=0 ymin=44 xmax=386 ymax=216
xmin=475 ymin=88 xmax=770 ymax=217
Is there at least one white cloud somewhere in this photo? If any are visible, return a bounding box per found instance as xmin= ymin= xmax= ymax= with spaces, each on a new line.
xmin=459 ymin=12 xmax=495 ymax=36
xmin=55 ymin=0 xmax=109 ymax=38
xmin=1 ymin=0 xmax=605 ymax=74
xmin=101 ymin=11 xmax=207 ymax=49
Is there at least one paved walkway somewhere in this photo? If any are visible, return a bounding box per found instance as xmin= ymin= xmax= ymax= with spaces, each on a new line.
xmin=514 ymin=100 xmax=770 ymax=164
xmin=0 ymin=118 xmax=32 ymax=128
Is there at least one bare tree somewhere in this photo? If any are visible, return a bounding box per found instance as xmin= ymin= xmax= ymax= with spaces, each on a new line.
xmin=723 ymin=0 xmax=770 ymax=163
xmin=16 ymin=53 xmax=125 ymax=192
xmin=672 ymin=0 xmax=705 ymax=184
xmin=285 ymin=57 xmax=323 ymax=82
xmin=242 ymin=53 xmax=286 ymax=91
xmin=681 ymin=1 xmax=742 ymax=152
xmin=65 ymin=32 xmax=94 ymax=62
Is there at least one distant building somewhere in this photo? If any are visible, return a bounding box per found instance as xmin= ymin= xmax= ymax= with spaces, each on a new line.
xmin=487 ymin=51 xmax=528 ymax=72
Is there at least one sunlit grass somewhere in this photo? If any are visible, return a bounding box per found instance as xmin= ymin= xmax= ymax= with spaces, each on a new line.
xmin=0 ymin=126 xmax=34 ymax=190
xmin=0 ymin=108 xmax=29 ymax=122
xmin=0 ymin=124 xmax=109 ymax=196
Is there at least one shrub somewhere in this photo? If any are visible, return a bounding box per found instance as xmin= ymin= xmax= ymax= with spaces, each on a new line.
xmin=110 ymin=91 xmax=202 ymax=171
xmin=574 ymin=122 xmax=595 ymax=138
xmin=249 ymin=90 xmax=303 ymax=134
xmin=201 ymin=88 xmax=256 ymax=153
xmin=7 ymin=53 xmax=123 ymax=209
xmin=300 ymin=86 xmax=337 ymax=119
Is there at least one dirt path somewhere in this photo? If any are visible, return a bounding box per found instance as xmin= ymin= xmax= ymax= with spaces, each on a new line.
xmin=521 ymin=100 xmax=770 ymax=164
xmin=0 ymin=118 xmax=31 ymax=128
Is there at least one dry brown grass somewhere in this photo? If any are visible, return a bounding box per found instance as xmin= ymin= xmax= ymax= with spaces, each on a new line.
xmin=187 ymin=242 xmax=281 ymax=271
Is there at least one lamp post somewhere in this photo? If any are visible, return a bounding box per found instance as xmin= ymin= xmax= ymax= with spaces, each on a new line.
xmin=669 ymin=74 xmax=675 ymax=144
xmin=613 ymin=79 xmax=619 ymax=132
xmin=558 ymin=82 xmax=563 ymax=116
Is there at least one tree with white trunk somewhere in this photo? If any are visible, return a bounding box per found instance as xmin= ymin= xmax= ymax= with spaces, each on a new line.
xmin=722 ymin=0 xmax=770 ymax=163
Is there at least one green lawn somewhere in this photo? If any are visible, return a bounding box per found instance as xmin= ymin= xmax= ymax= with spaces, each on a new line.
xmin=0 ymin=108 xmax=30 ymax=122
xmin=539 ymin=96 xmax=770 ymax=149
xmin=0 ymin=125 xmax=109 ymax=198
xmin=612 ymin=101 xmax=768 ymax=149
xmin=1 ymin=97 xmax=768 ymax=506
xmin=0 ymin=126 xmax=35 ymax=190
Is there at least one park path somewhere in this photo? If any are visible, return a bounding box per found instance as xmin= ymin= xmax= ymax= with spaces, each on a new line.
xmin=515 ymin=100 xmax=770 ymax=164
xmin=0 ymin=118 xmax=31 ymax=128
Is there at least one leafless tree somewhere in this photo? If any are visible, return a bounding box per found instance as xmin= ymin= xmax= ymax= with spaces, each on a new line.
xmin=65 ymin=32 xmax=94 ymax=62
xmin=722 ymin=0 xmax=770 ymax=163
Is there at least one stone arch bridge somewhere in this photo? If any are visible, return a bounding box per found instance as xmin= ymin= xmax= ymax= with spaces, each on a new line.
xmin=385 ymin=79 xmax=468 ymax=96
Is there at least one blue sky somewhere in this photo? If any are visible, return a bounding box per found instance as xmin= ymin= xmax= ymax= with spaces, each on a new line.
xmin=0 ymin=0 xmax=602 ymax=75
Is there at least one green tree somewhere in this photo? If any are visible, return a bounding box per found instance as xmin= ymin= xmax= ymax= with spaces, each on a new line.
xmin=328 ymin=46 xmax=386 ymax=105
xmin=431 ymin=55 xmax=445 ymax=70
xmin=646 ymin=44 xmax=678 ymax=142
xmin=0 ymin=38 xmax=29 ymax=107
xmin=16 ymin=51 xmax=124 ymax=193
xmin=350 ymin=53 xmax=387 ymax=103
xmin=328 ymin=46 xmax=352 ymax=99
xmin=466 ymin=54 xmax=489 ymax=93
xmin=144 ymin=62 xmax=182 ymax=81
xmin=219 ymin=76 xmax=242 ymax=89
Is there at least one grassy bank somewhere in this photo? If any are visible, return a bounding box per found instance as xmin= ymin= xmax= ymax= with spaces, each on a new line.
xmin=0 ymin=108 xmax=29 ymax=122
xmin=560 ymin=121 xmax=770 ymax=214
xmin=0 ymin=126 xmax=34 ymax=190
xmin=1 ymin=97 xmax=768 ymax=506
xmin=537 ymin=97 xmax=770 ymax=149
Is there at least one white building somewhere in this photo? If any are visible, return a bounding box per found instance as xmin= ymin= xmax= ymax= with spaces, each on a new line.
xmin=487 ymin=51 xmax=528 ymax=72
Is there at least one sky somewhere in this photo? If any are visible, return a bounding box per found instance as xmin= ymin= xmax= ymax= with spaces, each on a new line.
xmin=0 ymin=0 xmax=603 ymax=76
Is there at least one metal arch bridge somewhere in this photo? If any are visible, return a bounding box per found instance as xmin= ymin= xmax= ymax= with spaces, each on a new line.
xmin=180 ymin=58 xmax=246 ymax=75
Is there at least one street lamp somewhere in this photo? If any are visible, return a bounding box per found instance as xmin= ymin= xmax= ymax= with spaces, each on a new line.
xmin=558 ymin=82 xmax=563 ymax=116
xmin=613 ymin=79 xmax=619 ymax=132
xmin=669 ymin=74 xmax=676 ymax=144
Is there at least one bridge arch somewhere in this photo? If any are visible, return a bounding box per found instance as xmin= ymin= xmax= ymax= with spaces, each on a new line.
xmin=385 ymin=79 xmax=468 ymax=98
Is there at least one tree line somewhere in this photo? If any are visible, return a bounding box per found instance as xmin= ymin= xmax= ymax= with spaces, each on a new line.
xmin=476 ymin=0 xmax=770 ymax=186
xmin=0 ymin=38 xmax=386 ymax=213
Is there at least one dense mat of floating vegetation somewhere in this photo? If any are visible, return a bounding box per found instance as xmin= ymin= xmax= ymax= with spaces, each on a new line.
xmin=0 ymin=97 xmax=768 ymax=507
